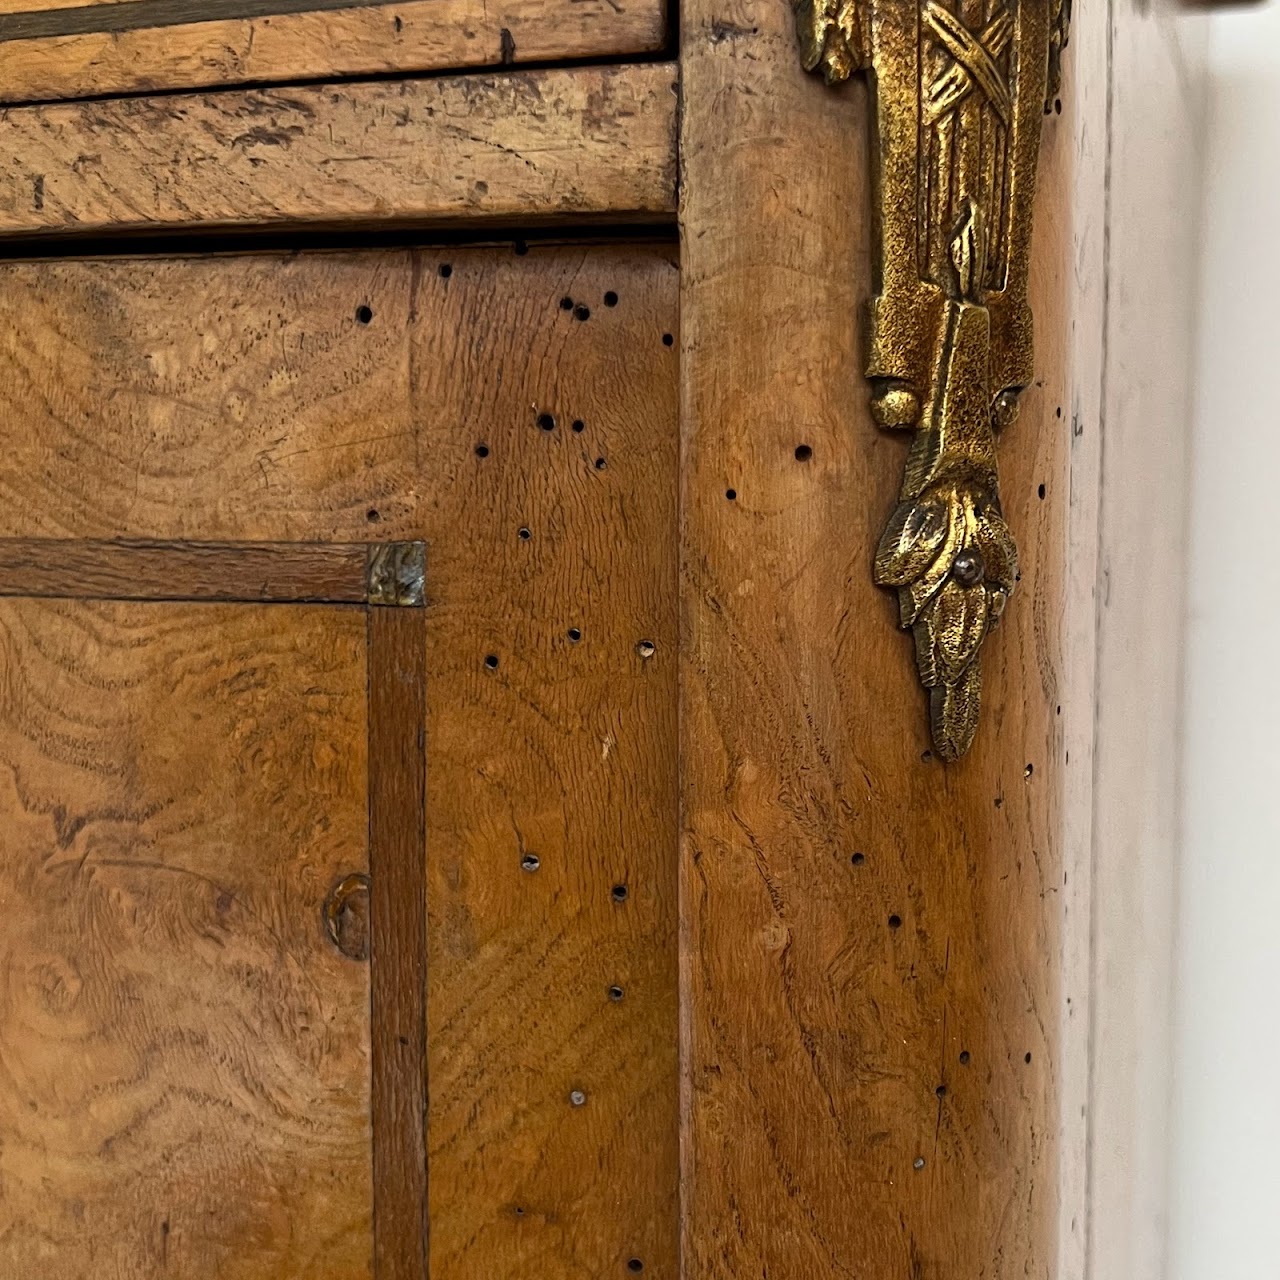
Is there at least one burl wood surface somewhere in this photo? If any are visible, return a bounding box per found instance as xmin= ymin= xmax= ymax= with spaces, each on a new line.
xmin=680 ymin=0 xmax=1068 ymax=1275
xmin=0 ymin=600 xmax=373 ymax=1277
xmin=0 ymin=0 xmax=666 ymax=106
xmin=0 ymin=64 xmax=678 ymax=239
xmin=0 ymin=245 xmax=679 ymax=1278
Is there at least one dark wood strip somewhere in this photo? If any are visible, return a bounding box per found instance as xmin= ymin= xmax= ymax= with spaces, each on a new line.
xmin=368 ymin=605 xmax=428 ymax=1280
xmin=0 ymin=0 xmax=396 ymax=43
xmin=0 ymin=538 xmax=371 ymax=602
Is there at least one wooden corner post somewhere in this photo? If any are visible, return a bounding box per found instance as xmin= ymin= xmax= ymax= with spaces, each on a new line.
xmin=680 ymin=0 xmax=1075 ymax=1272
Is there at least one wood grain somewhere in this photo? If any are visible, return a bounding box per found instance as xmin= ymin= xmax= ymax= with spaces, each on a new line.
xmin=0 ymin=537 xmax=370 ymax=601
xmin=417 ymin=248 xmax=679 ymax=1280
xmin=0 ymin=65 xmax=678 ymax=239
xmin=0 ymin=244 xmax=681 ymax=1278
xmin=368 ymin=605 xmax=428 ymax=1279
xmin=679 ymin=0 xmax=1070 ymax=1275
xmin=0 ymin=0 xmax=667 ymax=107
xmin=0 ymin=599 xmax=373 ymax=1277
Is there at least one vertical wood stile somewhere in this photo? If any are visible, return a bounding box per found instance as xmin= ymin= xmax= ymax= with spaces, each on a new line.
xmin=679 ymin=2 xmax=1076 ymax=1274
xmin=369 ymin=605 xmax=429 ymax=1280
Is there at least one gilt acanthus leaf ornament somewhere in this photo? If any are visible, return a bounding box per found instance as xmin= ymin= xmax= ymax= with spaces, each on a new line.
xmin=796 ymin=0 xmax=1069 ymax=759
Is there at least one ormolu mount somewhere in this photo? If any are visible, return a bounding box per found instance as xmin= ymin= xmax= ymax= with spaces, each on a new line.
xmin=796 ymin=0 xmax=1070 ymax=759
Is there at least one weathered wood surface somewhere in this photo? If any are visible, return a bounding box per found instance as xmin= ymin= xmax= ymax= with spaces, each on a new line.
xmin=0 ymin=0 xmax=666 ymax=106
xmin=0 ymin=244 xmax=680 ymax=1278
xmin=679 ymin=0 xmax=1070 ymax=1275
xmin=0 ymin=537 xmax=370 ymax=600
xmin=0 ymin=599 xmax=373 ymax=1277
xmin=0 ymin=65 xmax=678 ymax=238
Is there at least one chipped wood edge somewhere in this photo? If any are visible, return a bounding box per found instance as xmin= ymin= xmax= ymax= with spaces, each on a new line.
xmin=0 ymin=0 xmax=668 ymax=107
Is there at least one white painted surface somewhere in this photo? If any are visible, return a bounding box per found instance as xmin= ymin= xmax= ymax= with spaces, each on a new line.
xmin=1060 ymin=5 xmax=1109 ymax=1274
xmin=1084 ymin=5 xmax=1208 ymax=1278
xmin=1169 ymin=6 xmax=1280 ymax=1279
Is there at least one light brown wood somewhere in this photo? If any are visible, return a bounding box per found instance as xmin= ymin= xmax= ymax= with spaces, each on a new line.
xmin=0 ymin=0 xmax=666 ymax=107
xmin=0 ymin=0 xmax=147 ymax=14
xmin=679 ymin=2 xmax=1070 ymax=1276
xmin=0 ymin=598 xmax=373 ymax=1277
xmin=0 ymin=244 xmax=681 ymax=1277
xmin=0 ymin=65 xmax=677 ymax=240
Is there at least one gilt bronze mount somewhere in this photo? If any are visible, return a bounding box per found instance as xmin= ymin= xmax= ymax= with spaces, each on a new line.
xmin=797 ymin=0 xmax=1070 ymax=759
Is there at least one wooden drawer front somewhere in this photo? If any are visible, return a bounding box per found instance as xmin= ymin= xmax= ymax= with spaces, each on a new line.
xmin=0 ymin=244 xmax=679 ymax=1277
xmin=0 ymin=0 xmax=667 ymax=105
xmin=0 ymin=592 xmax=378 ymax=1277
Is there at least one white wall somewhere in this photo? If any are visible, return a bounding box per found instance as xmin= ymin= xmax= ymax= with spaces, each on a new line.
xmin=1170 ymin=6 xmax=1280 ymax=1278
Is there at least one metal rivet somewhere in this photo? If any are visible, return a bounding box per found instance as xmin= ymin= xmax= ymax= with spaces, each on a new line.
xmin=636 ymin=640 xmax=656 ymax=660
xmin=569 ymin=1089 xmax=587 ymax=1107
xmin=913 ymin=1157 xmax=926 ymax=1170
xmin=952 ymin=549 xmax=985 ymax=587
xmin=521 ymin=854 xmax=540 ymax=872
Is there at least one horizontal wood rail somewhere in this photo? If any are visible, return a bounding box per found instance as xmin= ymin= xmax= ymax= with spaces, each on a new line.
xmin=0 ymin=0 xmax=667 ymax=106
xmin=0 ymin=64 xmax=678 ymax=240
xmin=0 ymin=537 xmax=426 ymax=604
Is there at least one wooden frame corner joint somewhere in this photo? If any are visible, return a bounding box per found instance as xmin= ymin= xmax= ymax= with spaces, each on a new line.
xmin=367 ymin=541 xmax=427 ymax=608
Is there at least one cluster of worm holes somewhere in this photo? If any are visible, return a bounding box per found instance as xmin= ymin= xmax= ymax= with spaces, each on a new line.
xmin=852 ymin=845 xmax=1038 ymax=1171
xmin=464 ymin=271 xmax=669 ymax=1273
xmin=364 ymin=268 xmax=1048 ymax=1200
xmin=725 ymin=441 xmax=813 ymax=502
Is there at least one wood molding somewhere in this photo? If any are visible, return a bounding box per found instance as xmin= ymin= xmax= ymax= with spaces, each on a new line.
xmin=0 ymin=64 xmax=678 ymax=239
xmin=0 ymin=0 xmax=666 ymax=105
xmin=368 ymin=603 xmax=429 ymax=1279
xmin=1085 ymin=4 xmax=1209 ymax=1277
xmin=0 ymin=537 xmax=372 ymax=601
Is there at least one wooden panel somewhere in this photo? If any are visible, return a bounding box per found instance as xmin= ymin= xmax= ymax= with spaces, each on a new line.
xmin=0 ymin=244 xmax=680 ymax=1277
xmin=679 ymin=2 xmax=1068 ymax=1277
xmin=0 ymin=599 xmax=372 ymax=1277
xmin=0 ymin=537 xmax=370 ymax=601
xmin=0 ymin=65 xmax=677 ymax=240
xmin=0 ymin=0 xmax=666 ymax=107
